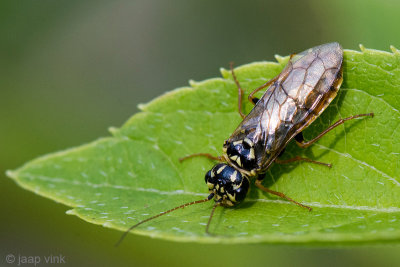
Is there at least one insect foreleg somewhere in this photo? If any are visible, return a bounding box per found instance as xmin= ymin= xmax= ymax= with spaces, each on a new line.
xmin=295 ymin=113 xmax=374 ymax=149
xmin=255 ymin=180 xmax=312 ymax=211
xmin=179 ymin=153 xmax=225 ymax=162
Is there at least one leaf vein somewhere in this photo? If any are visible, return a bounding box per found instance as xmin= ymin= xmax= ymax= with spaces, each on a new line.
xmin=314 ymin=144 xmax=400 ymax=186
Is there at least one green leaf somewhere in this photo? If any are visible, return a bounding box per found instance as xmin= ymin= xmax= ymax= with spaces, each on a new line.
xmin=6 ymin=45 xmax=400 ymax=244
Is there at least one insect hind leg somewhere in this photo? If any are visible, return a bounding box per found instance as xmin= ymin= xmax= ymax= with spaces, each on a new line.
xmin=295 ymin=113 xmax=374 ymax=149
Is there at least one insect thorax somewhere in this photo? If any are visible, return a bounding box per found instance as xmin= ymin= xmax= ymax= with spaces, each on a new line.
xmin=222 ymin=137 xmax=260 ymax=175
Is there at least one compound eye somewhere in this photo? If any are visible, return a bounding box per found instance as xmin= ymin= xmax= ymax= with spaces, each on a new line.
xmin=205 ymin=170 xmax=212 ymax=184
xmin=233 ymin=177 xmax=250 ymax=202
xmin=205 ymin=167 xmax=218 ymax=190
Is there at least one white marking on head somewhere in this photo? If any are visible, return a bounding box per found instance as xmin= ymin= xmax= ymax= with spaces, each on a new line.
xmin=231 ymin=171 xmax=238 ymax=182
xmin=227 ymin=192 xmax=236 ymax=202
xmin=216 ymin=165 xmax=226 ymax=174
xmin=207 ymin=182 xmax=214 ymax=189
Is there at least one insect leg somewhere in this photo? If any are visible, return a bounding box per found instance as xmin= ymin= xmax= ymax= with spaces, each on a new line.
xmin=230 ymin=62 xmax=246 ymax=119
xmin=276 ymin=144 xmax=331 ymax=167
xmin=230 ymin=62 xmax=280 ymax=114
xmin=275 ymin=156 xmax=331 ymax=168
xmin=247 ymin=75 xmax=279 ymax=105
xmin=255 ymin=180 xmax=312 ymax=211
xmin=296 ymin=113 xmax=374 ymax=148
xmin=179 ymin=153 xmax=225 ymax=162
xmin=248 ymin=56 xmax=296 ymax=105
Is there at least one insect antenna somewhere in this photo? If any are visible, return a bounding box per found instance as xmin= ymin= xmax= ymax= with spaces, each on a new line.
xmin=115 ymin=193 xmax=215 ymax=247
xmin=205 ymin=200 xmax=221 ymax=235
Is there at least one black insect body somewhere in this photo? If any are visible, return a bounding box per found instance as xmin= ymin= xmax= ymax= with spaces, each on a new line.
xmin=116 ymin=43 xmax=373 ymax=245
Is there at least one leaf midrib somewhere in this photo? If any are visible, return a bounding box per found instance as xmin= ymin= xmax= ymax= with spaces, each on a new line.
xmin=18 ymin=171 xmax=400 ymax=213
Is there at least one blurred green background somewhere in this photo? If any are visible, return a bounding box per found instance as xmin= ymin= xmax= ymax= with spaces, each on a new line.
xmin=1 ymin=0 xmax=400 ymax=266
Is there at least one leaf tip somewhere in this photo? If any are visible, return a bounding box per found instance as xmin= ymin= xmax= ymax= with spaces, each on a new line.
xmin=188 ymin=79 xmax=198 ymax=87
xmin=137 ymin=103 xmax=146 ymax=111
xmin=108 ymin=126 xmax=118 ymax=135
xmin=220 ymin=67 xmax=230 ymax=79
xmin=274 ymin=54 xmax=286 ymax=64
xmin=5 ymin=169 xmax=16 ymax=179
xmin=390 ymin=45 xmax=400 ymax=55
xmin=359 ymin=44 xmax=366 ymax=52
xmin=66 ymin=209 xmax=76 ymax=215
